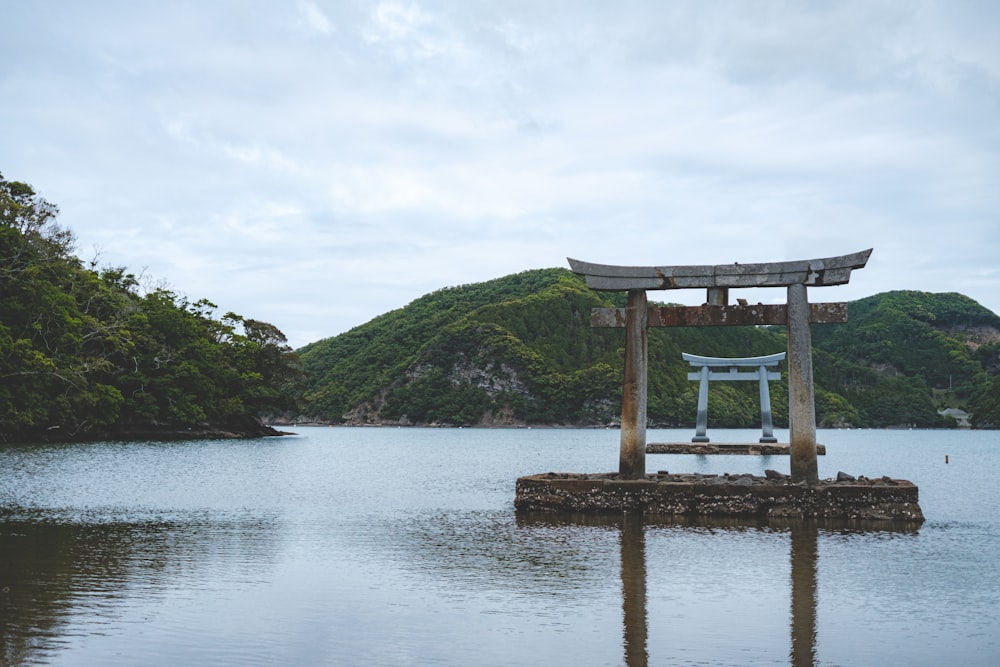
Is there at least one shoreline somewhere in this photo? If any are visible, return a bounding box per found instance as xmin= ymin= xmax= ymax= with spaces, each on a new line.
xmin=1 ymin=423 xmax=294 ymax=445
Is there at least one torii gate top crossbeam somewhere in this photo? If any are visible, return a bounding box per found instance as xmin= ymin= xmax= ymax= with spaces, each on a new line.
xmin=567 ymin=249 xmax=872 ymax=291
xmin=682 ymin=352 xmax=786 ymax=367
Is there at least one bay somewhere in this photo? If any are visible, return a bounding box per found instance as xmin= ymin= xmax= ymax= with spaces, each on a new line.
xmin=1 ymin=427 xmax=998 ymax=666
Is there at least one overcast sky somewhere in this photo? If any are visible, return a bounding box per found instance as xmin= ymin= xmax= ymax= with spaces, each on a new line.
xmin=3 ymin=1 xmax=998 ymax=348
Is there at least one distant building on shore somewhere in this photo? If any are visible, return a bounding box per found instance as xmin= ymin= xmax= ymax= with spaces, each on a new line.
xmin=938 ymin=408 xmax=971 ymax=428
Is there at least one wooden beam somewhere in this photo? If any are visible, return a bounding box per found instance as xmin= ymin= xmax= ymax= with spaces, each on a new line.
xmin=591 ymin=303 xmax=848 ymax=328
xmin=681 ymin=351 xmax=786 ymax=367
xmin=568 ymin=249 xmax=871 ymax=291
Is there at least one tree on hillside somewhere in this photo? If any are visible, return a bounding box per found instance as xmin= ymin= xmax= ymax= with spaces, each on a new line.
xmin=297 ymin=268 xmax=1000 ymax=428
xmin=969 ymin=376 xmax=1000 ymax=428
xmin=1 ymin=173 xmax=124 ymax=434
xmin=0 ymin=172 xmax=302 ymax=442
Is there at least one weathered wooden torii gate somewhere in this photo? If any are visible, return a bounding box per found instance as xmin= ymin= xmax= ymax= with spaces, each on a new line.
xmin=568 ymin=249 xmax=872 ymax=485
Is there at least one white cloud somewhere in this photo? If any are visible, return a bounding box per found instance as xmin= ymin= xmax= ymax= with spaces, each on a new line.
xmin=298 ymin=1 xmax=332 ymax=35
xmin=1 ymin=0 xmax=997 ymax=348
xmin=368 ymin=2 xmax=424 ymax=42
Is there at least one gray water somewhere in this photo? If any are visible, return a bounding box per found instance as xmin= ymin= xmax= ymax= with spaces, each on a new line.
xmin=1 ymin=427 xmax=998 ymax=666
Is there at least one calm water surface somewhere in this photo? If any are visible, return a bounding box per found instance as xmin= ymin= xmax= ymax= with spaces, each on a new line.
xmin=1 ymin=428 xmax=998 ymax=666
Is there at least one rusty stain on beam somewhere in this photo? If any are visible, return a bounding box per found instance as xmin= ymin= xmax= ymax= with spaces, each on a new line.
xmin=591 ymin=303 xmax=847 ymax=328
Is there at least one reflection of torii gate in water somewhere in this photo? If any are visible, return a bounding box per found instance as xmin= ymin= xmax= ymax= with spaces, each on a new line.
xmin=616 ymin=516 xmax=823 ymax=667
xmin=569 ymin=249 xmax=872 ymax=485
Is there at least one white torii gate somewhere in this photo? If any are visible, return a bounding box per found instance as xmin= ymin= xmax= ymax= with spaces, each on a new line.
xmin=682 ymin=352 xmax=785 ymax=444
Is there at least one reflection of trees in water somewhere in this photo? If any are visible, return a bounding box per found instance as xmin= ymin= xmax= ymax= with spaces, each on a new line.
xmin=0 ymin=513 xmax=279 ymax=666
xmin=383 ymin=510 xmax=625 ymax=596
xmin=391 ymin=511 xmax=785 ymax=598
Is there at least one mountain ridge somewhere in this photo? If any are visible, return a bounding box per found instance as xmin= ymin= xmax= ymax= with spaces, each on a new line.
xmin=296 ymin=269 xmax=1000 ymax=429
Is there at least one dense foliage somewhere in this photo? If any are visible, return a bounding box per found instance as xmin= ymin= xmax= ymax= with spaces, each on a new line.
xmin=299 ymin=269 xmax=627 ymax=425
xmin=812 ymin=291 xmax=1000 ymax=427
xmin=7 ymin=170 xmax=997 ymax=436
xmin=0 ymin=173 xmax=302 ymax=442
xmin=299 ymin=271 xmax=1000 ymax=429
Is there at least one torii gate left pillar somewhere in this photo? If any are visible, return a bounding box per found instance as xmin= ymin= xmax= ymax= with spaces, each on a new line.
xmin=570 ymin=249 xmax=872 ymax=484
xmin=619 ymin=289 xmax=648 ymax=478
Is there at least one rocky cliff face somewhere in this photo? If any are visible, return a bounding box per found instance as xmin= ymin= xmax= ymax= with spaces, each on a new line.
xmin=342 ymin=355 xmax=538 ymax=426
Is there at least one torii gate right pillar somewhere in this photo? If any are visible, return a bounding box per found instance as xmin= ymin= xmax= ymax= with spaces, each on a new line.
xmin=787 ymin=284 xmax=818 ymax=485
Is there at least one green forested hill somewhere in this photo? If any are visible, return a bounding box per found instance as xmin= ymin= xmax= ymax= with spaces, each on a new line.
xmin=13 ymin=164 xmax=998 ymax=440
xmin=298 ymin=269 xmax=626 ymax=425
xmin=1 ymin=173 xmax=301 ymax=443
xmin=298 ymin=272 xmax=1000 ymax=429
xmin=812 ymin=291 xmax=1000 ymax=427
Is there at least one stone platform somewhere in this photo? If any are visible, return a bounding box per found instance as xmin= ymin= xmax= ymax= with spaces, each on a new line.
xmin=646 ymin=442 xmax=826 ymax=455
xmin=515 ymin=471 xmax=924 ymax=523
